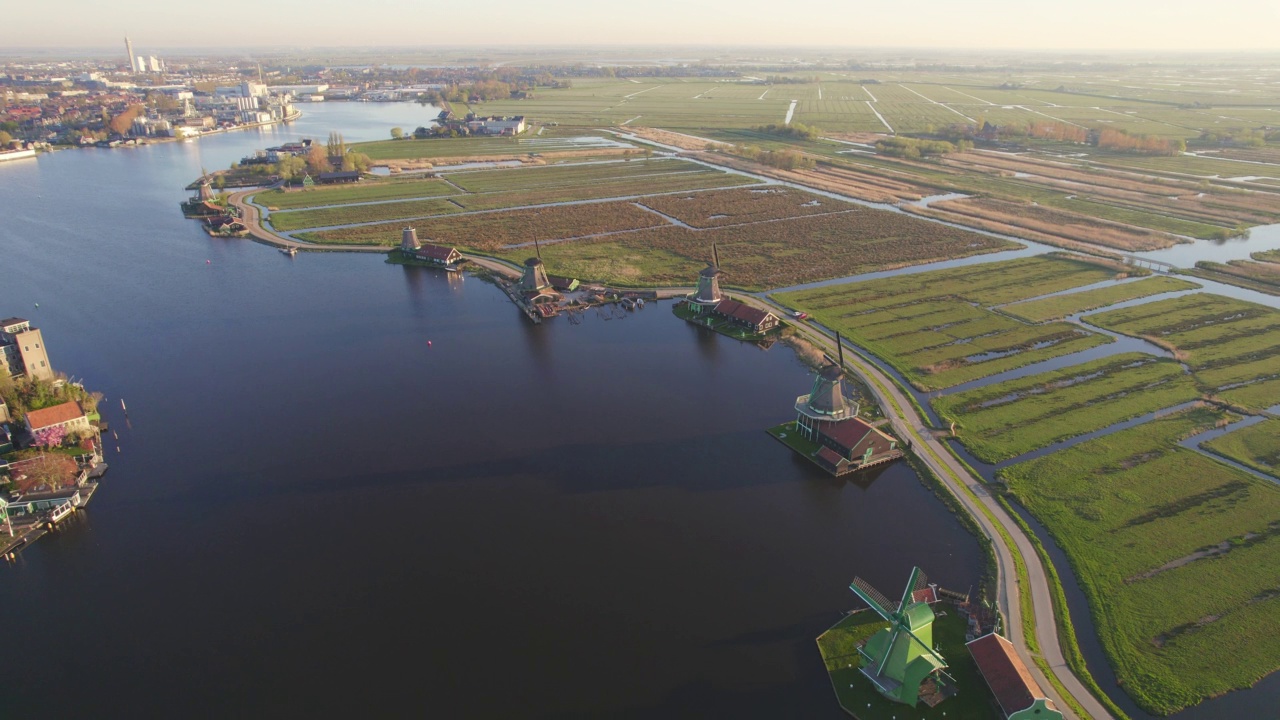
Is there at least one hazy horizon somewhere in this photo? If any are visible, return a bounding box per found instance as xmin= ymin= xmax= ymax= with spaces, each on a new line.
xmin=4 ymin=0 xmax=1280 ymax=54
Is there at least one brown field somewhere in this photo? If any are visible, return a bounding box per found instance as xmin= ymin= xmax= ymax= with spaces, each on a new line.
xmin=638 ymin=186 xmax=846 ymax=227
xmin=693 ymin=152 xmax=928 ymax=203
xmin=503 ymin=206 xmax=1016 ymax=290
xmin=928 ymin=197 xmax=1181 ymax=251
xmin=299 ymin=201 xmax=666 ymax=249
xmin=950 ymin=152 xmax=1280 ymax=226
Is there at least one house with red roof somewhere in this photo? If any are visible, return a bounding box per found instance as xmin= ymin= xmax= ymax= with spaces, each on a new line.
xmin=966 ymin=633 xmax=1063 ymax=720
xmin=811 ymin=416 xmax=900 ymax=476
xmin=25 ymin=400 xmax=91 ymax=437
xmin=711 ymin=298 xmax=779 ymax=334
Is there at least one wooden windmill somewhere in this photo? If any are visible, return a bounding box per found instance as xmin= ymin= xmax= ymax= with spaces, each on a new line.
xmin=848 ymin=567 xmax=952 ymax=707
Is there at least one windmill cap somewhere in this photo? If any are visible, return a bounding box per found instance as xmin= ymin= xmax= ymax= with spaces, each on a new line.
xmin=525 ymin=257 xmax=543 ymax=266
xmin=820 ymin=364 xmax=844 ymax=381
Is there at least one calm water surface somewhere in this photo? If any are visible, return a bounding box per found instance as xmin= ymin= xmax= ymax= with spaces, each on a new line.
xmin=0 ymin=105 xmax=982 ymax=717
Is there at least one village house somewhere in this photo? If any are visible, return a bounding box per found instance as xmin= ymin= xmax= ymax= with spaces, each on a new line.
xmin=810 ymin=417 xmax=899 ymax=476
xmin=24 ymin=400 xmax=91 ymax=438
xmin=316 ymin=170 xmax=361 ymax=185
xmin=967 ymin=633 xmax=1064 ymax=720
xmin=711 ymin=298 xmax=780 ymax=334
xmin=399 ymin=227 xmax=462 ymax=268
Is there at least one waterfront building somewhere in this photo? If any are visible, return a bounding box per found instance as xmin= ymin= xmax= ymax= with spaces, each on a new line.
xmin=792 ymin=335 xmax=900 ymax=475
xmin=519 ymin=258 xmax=563 ymax=306
xmin=24 ymin=400 xmax=90 ymax=437
xmin=967 ymin=633 xmax=1063 ymax=720
xmin=688 ymin=245 xmax=723 ymax=310
xmin=0 ymin=318 xmax=54 ymax=381
xmin=401 ymin=229 xmax=463 ymax=268
xmin=710 ymin=299 xmax=778 ymax=334
xmin=849 ymin=567 xmax=956 ymax=708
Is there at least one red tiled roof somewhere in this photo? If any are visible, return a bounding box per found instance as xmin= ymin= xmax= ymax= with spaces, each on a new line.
xmin=818 ymin=417 xmax=875 ymax=450
xmin=913 ymin=587 xmax=938 ymax=604
xmin=414 ymin=243 xmax=458 ymax=261
xmin=26 ymin=401 xmax=85 ymax=430
xmin=714 ymin=298 xmax=775 ymax=327
xmin=967 ymin=633 xmax=1047 ymax=717
xmin=816 ymin=446 xmax=845 ymax=467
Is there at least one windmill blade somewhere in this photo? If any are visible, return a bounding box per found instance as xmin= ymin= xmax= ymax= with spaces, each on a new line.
xmin=712 ymin=242 xmax=720 ymax=269
xmin=850 ymin=577 xmax=895 ymax=619
xmin=897 ymin=566 xmax=923 ymax=614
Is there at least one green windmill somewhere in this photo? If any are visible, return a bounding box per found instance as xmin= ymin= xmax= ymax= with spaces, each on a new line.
xmin=849 ymin=567 xmax=955 ymax=708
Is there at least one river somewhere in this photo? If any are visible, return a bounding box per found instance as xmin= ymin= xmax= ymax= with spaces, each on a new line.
xmin=0 ymin=103 xmax=983 ymax=717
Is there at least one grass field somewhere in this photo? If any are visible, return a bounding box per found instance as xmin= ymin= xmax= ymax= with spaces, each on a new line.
xmin=298 ymin=201 xmax=666 ymax=248
xmin=1201 ymin=418 xmax=1280 ymax=479
xmin=816 ymin=609 xmax=1000 ymax=720
xmin=1085 ymin=294 xmax=1280 ymax=412
xmin=777 ymin=256 xmax=1121 ymax=390
xmin=351 ymin=134 xmax=634 ymax=161
xmin=268 ymin=197 xmax=462 ymax=231
xmin=444 ymin=157 xmax=703 ymax=192
xmin=254 ymin=178 xmax=455 ymax=210
xmin=998 ymin=407 xmax=1280 ymax=715
xmin=934 ymin=353 xmax=1200 ymax=463
xmin=1001 ymin=277 xmax=1200 ymax=323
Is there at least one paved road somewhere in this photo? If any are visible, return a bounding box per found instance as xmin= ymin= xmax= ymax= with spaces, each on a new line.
xmin=227 ymin=190 xmax=388 ymax=253
xmin=735 ymin=294 xmax=1113 ymax=720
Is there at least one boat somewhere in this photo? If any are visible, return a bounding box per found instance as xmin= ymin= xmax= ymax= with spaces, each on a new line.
xmin=281 ymin=246 xmax=298 ymax=256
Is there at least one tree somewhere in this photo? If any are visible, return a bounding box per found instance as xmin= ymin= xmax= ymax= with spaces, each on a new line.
xmin=33 ymin=425 xmax=67 ymax=448
xmin=108 ymin=104 xmax=145 ymax=136
xmin=390 ymin=127 xmax=404 ymax=139
xmin=0 ymin=130 xmax=11 ymax=148
xmin=413 ymin=126 xmax=430 ymax=139
xmin=275 ymin=154 xmax=306 ymax=181
xmin=326 ymin=131 xmax=347 ymax=160
xmin=306 ymin=145 xmax=330 ymax=174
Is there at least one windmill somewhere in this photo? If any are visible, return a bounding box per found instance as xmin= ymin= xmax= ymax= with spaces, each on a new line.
xmin=689 ymin=243 xmax=724 ymax=309
xmin=520 ymin=239 xmax=552 ymax=292
xmin=794 ymin=331 xmax=858 ymax=440
xmin=848 ymin=567 xmax=952 ymax=707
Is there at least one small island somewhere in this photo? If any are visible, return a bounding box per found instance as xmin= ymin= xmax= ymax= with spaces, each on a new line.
xmin=0 ymin=317 xmax=109 ymax=557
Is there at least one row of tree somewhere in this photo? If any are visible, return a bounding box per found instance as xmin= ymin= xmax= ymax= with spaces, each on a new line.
xmin=875 ymin=137 xmax=968 ymax=159
xmin=1095 ymin=128 xmax=1185 ymax=156
xmin=731 ymin=145 xmax=816 ymax=171
xmin=755 ymin=122 xmax=821 ymax=141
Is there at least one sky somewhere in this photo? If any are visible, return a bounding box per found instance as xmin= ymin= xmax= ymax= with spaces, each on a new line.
xmin=3 ymin=0 xmax=1280 ymax=51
